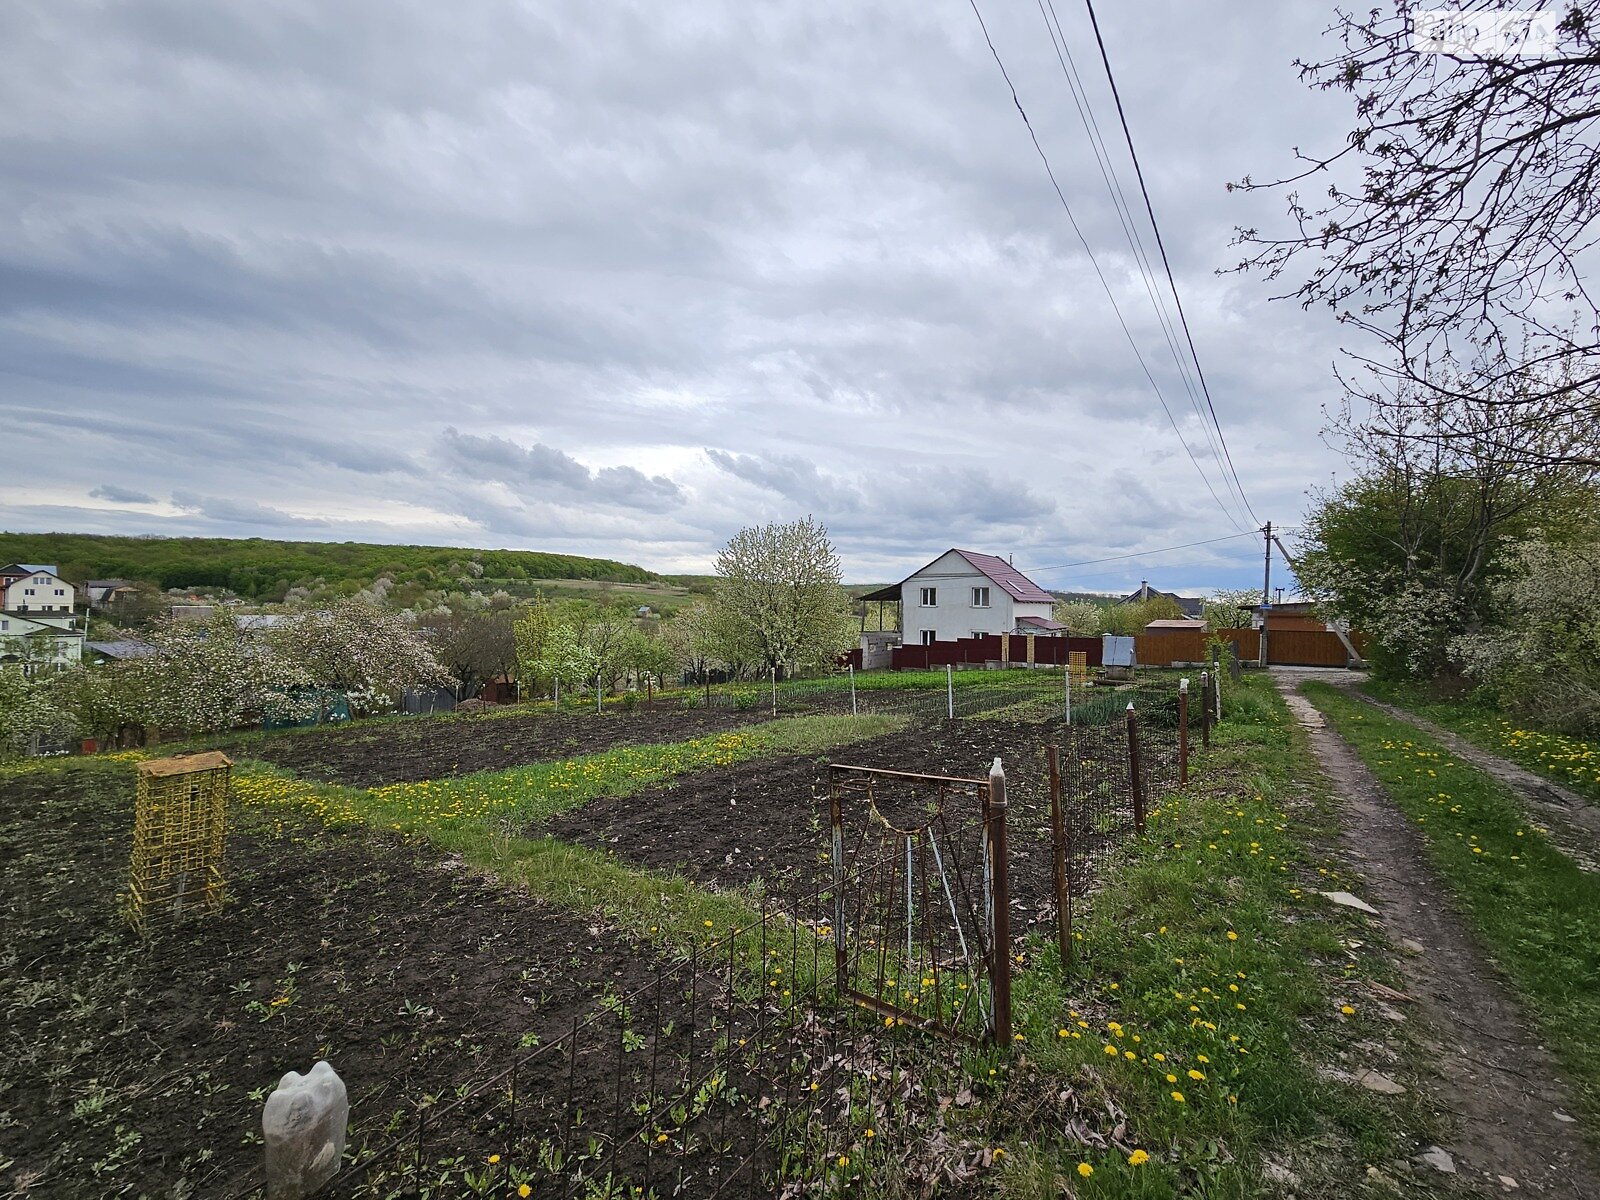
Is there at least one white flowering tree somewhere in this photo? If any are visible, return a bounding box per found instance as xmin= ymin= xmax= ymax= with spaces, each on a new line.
xmin=0 ymin=666 xmax=72 ymax=760
xmin=267 ymin=597 xmax=453 ymax=715
xmin=127 ymin=612 xmax=315 ymax=734
xmin=711 ymin=516 xmax=856 ymax=675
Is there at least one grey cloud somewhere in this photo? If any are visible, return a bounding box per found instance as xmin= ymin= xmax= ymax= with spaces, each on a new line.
xmin=170 ymin=491 xmax=321 ymax=528
xmin=88 ymin=484 xmax=156 ymax=504
xmin=439 ymin=428 xmax=683 ymax=510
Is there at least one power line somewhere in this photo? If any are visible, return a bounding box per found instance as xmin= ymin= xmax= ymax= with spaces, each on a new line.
xmin=1023 ymin=530 xmax=1258 ymax=575
xmin=1079 ymin=0 xmax=1261 ymax=527
xmin=1032 ymin=0 xmax=1242 ymax=524
xmin=964 ymin=0 xmax=1252 ymax=534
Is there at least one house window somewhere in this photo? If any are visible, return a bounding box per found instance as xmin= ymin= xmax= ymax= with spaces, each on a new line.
xmin=972 ymin=586 xmax=990 ymax=608
xmin=920 ymin=629 xmax=937 ymax=645
xmin=24 ymin=588 xmax=34 ymax=596
xmin=920 ymin=587 xmax=937 ymax=607
xmin=54 ymin=589 xmax=64 ymax=596
xmin=971 ymin=630 xmax=986 ymax=639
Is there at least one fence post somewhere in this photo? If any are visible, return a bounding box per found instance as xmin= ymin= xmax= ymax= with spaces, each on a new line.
xmin=848 ymin=664 xmax=857 ymax=717
xmin=770 ymin=665 xmax=777 ymax=717
xmin=1064 ymin=663 xmax=1071 ymax=725
xmin=1213 ymin=665 xmax=1223 ymax=724
xmin=946 ymin=664 xmax=954 ymax=720
xmin=1200 ymin=670 xmax=1212 ymax=749
xmin=986 ymin=757 xmax=1013 ymax=1046
xmin=554 ymin=677 xmax=559 ymax=710
xmin=1178 ymin=677 xmax=1190 ymax=788
xmin=646 ymin=675 xmax=653 ymax=710
xmin=596 ymin=670 xmax=603 ymax=714
xmin=828 ymin=770 xmax=847 ymax=990
xmin=1127 ymin=702 xmax=1146 ymax=835
xmin=1047 ymin=744 xmax=1072 ymax=967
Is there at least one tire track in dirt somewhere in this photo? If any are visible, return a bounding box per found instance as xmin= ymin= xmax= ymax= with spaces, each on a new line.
xmin=1276 ymin=675 xmax=1600 ymax=1197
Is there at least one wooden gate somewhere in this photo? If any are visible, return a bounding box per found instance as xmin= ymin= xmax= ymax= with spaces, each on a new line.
xmin=1265 ymin=629 xmax=1350 ymax=667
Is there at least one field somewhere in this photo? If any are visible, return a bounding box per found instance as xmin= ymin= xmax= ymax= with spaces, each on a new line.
xmin=3 ymin=668 xmax=1408 ymax=1199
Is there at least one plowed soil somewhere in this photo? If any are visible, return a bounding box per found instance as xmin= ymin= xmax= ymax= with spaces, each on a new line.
xmin=548 ymin=717 xmax=1170 ymax=938
xmin=215 ymin=705 xmax=771 ymax=788
xmin=0 ymin=764 xmax=661 ymax=1198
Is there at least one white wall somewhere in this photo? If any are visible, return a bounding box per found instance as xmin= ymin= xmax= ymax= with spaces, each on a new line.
xmin=4 ymin=571 xmax=76 ymax=615
xmin=900 ymin=551 xmax=1016 ymax=642
xmin=0 ymin=613 xmax=82 ymax=672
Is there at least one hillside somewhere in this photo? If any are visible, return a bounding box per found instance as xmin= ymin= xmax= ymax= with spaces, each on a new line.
xmin=0 ymin=532 xmax=657 ymax=601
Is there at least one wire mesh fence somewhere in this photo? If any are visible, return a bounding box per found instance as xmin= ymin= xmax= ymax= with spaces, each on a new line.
xmin=222 ymin=834 xmax=1006 ymax=1200
xmin=215 ymin=668 xmax=1211 ymax=1199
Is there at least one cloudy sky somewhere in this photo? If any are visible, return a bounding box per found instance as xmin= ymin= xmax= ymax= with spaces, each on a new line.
xmin=0 ymin=1 xmax=1363 ymax=592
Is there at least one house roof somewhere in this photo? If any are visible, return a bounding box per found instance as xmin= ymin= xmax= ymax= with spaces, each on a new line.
xmin=948 ymin=550 xmax=1055 ymax=603
xmin=86 ymin=639 xmax=158 ymax=659
xmin=2 ymin=563 xmax=60 ymax=578
xmin=1017 ymin=615 xmax=1067 ymax=630
xmin=87 ymin=579 xmax=134 ymax=589
xmin=1122 ymin=582 xmax=1203 ymax=618
xmin=1145 ymin=618 xmax=1208 ymax=631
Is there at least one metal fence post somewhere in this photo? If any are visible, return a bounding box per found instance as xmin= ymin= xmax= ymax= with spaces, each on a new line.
xmin=828 ymin=771 xmax=847 ymax=991
xmin=848 ymin=664 xmax=857 ymax=717
xmin=1200 ymin=670 xmax=1212 ymax=749
xmin=1126 ymin=702 xmax=1146 ymax=835
xmin=1047 ymin=744 xmax=1071 ymax=967
xmin=1213 ymin=666 xmax=1223 ymax=724
xmin=986 ymin=757 xmax=1013 ymax=1046
xmin=1178 ymin=677 xmax=1190 ymax=788
xmin=946 ymin=664 xmax=954 ymax=720
xmin=770 ymin=665 xmax=777 ymax=716
xmin=596 ymin=670 xmax=603 ymax=714
xmin=1064 ymin=663 xmax=1071 ymax=725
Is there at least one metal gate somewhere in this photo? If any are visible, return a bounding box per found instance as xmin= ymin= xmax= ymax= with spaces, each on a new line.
xmin=826 ymin=762 xmax=1012 ymax=1044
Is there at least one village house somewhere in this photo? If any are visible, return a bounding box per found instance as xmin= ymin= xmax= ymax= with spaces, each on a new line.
xmin=1 ymin=564 xmax=77 ymax=615
xmin=861 ymin=549 xmax=1063 ymax=646
xmin=0 ymin=565 xmax=83 ymax=673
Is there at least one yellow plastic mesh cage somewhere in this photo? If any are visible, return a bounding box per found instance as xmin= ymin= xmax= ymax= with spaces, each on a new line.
xmin=128 ymin=751 xmax=232 ymax=934
xmin=1068 ymin=651 xmax=1089 ymax=690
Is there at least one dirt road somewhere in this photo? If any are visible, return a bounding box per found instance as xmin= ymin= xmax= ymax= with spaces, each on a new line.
xmin=1273 ymin=669 xmax=1600 ymax=1197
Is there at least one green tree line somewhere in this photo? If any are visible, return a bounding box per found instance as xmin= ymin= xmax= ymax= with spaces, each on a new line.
xmin=0 ymin=533 xmax=657 ymax=599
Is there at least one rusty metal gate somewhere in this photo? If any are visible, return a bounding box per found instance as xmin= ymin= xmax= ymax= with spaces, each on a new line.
xmin=826 ymin=762 xmax=1012 ymax=1045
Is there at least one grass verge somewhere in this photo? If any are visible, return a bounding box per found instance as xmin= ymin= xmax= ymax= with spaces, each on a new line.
xmin=1304 ymin=681 xmax=1600 ymax=1131
xmin=1363 ymin=679 xmax=1600 ymax=803
xmin=997 ymin=673 xmax=1435 ymax=1199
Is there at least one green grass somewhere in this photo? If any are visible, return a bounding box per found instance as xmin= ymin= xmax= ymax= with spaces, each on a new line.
xmin=1304 ymin=681 xmax=1600 ymax=1131
xmin=231 ymin=712 xmax=902 ymax=834
xmin=1364 ymin=679 xmax=1600 ymax=803
xmin=997 ymin=675 xmax=1430 ymax=1199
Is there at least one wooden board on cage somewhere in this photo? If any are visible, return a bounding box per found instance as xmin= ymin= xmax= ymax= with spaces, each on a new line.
xmin=1068 ymin=651 xmax=1089 ymax=691
xmin=128 ymin=751 xmax=232 ymax=934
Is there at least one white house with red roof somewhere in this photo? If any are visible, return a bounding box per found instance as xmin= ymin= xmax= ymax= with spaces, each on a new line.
xmin=885 ymin=549 xmax=1062 ymax=644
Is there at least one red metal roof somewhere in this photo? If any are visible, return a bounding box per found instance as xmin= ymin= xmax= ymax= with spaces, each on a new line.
xmin=1017 ymin=615 xmax=1067 ymax=630
xmin=951 ymin=550 xmax=1055 ymax=604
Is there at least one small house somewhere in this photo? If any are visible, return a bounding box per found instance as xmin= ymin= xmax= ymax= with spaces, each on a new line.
xmin=861 ymin=549 xmax=1058 ymax=645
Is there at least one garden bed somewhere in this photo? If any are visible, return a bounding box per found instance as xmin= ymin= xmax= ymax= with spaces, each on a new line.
xmin=546 ymin=716 xmax=1173 ymax=938
xmin=0 ymin=763 xmax=665 ymax=1198
xmin=212 ymin=704 xmax=772 ymax=789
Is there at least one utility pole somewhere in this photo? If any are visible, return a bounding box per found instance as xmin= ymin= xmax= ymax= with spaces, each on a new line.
xmin=1260 ymin=522 xmax=1272 ymax=668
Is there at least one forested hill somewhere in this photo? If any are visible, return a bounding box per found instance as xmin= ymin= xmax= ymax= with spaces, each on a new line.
xmin=0 ymin=532 xmax=657 ymax=600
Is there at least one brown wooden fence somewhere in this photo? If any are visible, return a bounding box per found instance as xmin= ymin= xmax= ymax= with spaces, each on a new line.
xmin=1136 ymin=627 xmax=1361 ymax=668
xmin=1134 ymin=628 xmax=1260 ymax=667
